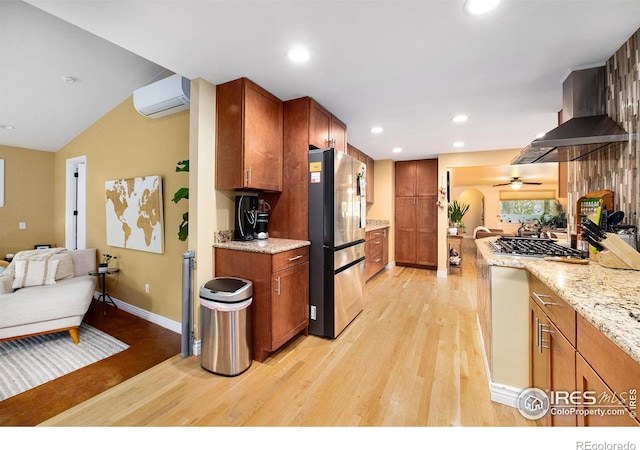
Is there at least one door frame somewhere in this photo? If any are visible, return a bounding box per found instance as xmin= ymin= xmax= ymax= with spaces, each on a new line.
xmin=65 ymin=155 xmax=87 ymax=249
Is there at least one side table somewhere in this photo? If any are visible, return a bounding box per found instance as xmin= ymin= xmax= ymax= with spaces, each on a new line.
xmin=88 ymin=268 xmax=120 ymax=315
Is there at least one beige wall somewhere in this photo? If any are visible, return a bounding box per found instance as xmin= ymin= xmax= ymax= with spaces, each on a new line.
xmin=0 ymin=145 xmax=55 ymax=257
xmin=53 ymin=97 xmax=190 ymax=321
xmin=366 ymin=159 xmax=395 ymax=264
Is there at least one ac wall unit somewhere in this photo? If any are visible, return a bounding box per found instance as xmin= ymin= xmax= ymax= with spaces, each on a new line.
xmin=133 ymin=74 xmax=191 ymax=119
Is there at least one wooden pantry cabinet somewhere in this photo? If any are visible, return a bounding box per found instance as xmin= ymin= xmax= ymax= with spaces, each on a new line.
xmin=215 ymin=77 xmax=283 ymax=192
xmin=394 ymin=159 xmax=438 ymax=268
xmin=262 ymin=97 xmax=348 ymax=241
xmin=214 ymin=246 xmax=309 ymax=363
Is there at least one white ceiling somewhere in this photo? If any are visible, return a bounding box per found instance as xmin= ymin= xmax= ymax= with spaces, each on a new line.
xmin=3 ymin=1 xmax=640 ymax=164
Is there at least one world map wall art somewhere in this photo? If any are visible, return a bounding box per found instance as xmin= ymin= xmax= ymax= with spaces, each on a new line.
xmin=105 ymin=175 xmax=164 ymax=254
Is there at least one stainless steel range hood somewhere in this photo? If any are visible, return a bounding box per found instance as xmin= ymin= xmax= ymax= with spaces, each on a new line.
xmin=512 ymin=66 xmax=629 ymax=164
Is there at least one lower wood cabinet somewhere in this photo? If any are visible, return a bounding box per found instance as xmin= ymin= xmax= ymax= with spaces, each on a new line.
xmin=214 ymin=246 xmax=309 ymax=362
xmin=529 ymin=297 xmax=576 ymax=427
xmin=365 ymin=227 xmax=388 ymax=281
xmin=528 ymin=273 xmax=640 ymax=427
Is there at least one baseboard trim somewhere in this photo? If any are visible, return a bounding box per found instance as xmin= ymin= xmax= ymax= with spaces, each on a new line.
xmin=436 ymin=270 xmax=448 ymax=278
xmin=489 ymin=383 xmax=522 ymax=408
xmin=95 ymin=292 xmax=182 ymax=335
xmin=385 ymin=261 xmax=396 ymax=270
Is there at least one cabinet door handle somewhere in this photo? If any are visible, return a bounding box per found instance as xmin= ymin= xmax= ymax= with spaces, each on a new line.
xmin=535 ymin=317 xmax=541 ymax=352
xmin=246 ymin=167 xmax=252 ymax=185
xmin=276 ymin=276 xmax=281 ymax=295
xmin=533 ymin=291 xmax=558 ymax=307
xmin=288 ymin=255 xmax=303 ymax=262
xmin=374 ymin=258 xmax=382 ymax=263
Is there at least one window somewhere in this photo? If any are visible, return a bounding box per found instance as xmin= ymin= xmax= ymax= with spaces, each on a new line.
xmin=499 ymin=199 xmax=559 ymax=223
xmin=498 ymin=190 xmax=559 ymax=224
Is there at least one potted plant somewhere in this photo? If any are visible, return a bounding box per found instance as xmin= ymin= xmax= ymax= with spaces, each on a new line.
xmin=448 ymin=200 xmax=470 ymax=235
xmin=99 ymin=254 xmax=117 ymax=273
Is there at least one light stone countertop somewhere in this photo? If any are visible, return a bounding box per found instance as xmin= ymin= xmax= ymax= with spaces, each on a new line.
xmin=213 ymin=238 xmax=310 ymax=255
xmin=476 ymin=237 xmax=640 ymax=365
xmin=366 ymin=219 xmax=390 ymax=232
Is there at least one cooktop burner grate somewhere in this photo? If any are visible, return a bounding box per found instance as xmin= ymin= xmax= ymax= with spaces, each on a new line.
xmin=490 ymin=236 xmax=584 ymax=259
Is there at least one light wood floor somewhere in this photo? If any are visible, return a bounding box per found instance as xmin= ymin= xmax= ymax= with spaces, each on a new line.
xmin=41 ymin=240 xmax=533 ymax=426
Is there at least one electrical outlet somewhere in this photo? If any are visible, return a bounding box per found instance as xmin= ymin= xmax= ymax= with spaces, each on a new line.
xmin=144 ymin=284 xmax=150 ymax=293
xmin=19 ymin=222 xmax=26 ymax=230
xmin=310 ymin=305 xmax=316 ymax=320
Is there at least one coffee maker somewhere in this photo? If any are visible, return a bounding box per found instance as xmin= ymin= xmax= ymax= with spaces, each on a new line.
xmin=234 ymin=195 xmax=258 ymax=241
xmin=254 ymin=199 xmax=271 ymax=239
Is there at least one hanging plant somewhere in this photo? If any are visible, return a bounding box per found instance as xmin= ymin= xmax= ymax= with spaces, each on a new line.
xmin=172 ymin=160 xmax=189 ymax=241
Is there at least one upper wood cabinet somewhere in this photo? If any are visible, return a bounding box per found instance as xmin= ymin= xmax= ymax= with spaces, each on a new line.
xmin=395 ymin=159 xmax=437 ymax=197
xmin=263 ymin=97 xmax=347 ymax=240
xmin=347 ymin=143 xmax=375 ymax=203
xmin=309 ymin=100 xmax=346 ymax=152
xmin=215 ymin=77 xmax=283 ymax=192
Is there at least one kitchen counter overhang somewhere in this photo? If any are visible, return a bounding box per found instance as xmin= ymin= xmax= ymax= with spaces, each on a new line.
xmin=476 ymin=237 xmax=640 ymax=365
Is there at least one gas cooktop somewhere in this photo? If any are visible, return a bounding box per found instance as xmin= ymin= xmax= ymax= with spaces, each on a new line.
xmin=490 ymin=236 xmax=585 ymax=259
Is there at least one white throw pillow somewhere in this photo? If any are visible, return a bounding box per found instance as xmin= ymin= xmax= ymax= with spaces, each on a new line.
xmin=12 ymin=260 xmax=60 ymax=289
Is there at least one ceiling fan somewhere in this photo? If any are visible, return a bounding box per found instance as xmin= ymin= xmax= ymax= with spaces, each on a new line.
xmin=492 ymin=177 xmax=542 ymax=190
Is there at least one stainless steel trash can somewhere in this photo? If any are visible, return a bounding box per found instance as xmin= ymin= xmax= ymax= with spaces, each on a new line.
xmin=199 ymin=277 xmax=252 ymax=376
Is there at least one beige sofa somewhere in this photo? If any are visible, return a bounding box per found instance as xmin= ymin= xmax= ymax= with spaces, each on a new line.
xmin=473 ymin=226 xmax=516 ymax=239
xmin=0 ymin=248 xmax=98 ymax=344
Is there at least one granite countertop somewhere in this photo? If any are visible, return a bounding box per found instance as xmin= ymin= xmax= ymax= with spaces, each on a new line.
xmin=366 ymin=219 xmax=390 ymax=232
xmin=476 ymin=237 xmax=640 ymax=365
xmin=213 ymin=238 xmax=310 ymax=254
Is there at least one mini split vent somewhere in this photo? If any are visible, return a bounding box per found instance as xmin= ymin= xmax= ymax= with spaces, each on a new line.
xmin=133 ymin=74 xmax=191 ymax=119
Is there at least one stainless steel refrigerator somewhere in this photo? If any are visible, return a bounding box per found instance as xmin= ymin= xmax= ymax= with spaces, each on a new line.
xmin=308 ymin=147 xmax=366 ymax=338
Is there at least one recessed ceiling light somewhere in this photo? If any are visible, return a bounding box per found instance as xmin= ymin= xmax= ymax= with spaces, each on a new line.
xmin=452 ymin=115 xmax=468 ymax=123
xmin=0 ymin=125 xmax=15 ymax=131
xmin=370 ymin=126 xmax=383 ymax=134
xmin=453 ymin=141 xmax=465 ymax=148
xmin=464 ymin=0 xmax=500 ymax=16
xmin=392 ymin=147 xmax=402 ymax=153
xmin=61 ymin=75 xmax=77 ymax=84
xmin=287 ymin=46 xmax=310 ymax=63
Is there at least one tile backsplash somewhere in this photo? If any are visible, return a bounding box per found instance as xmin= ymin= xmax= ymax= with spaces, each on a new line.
xmin=566 ymin=29 xmax=639 ymax=233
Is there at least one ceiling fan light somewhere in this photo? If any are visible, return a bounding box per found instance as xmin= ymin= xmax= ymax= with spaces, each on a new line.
xmin=510 ymin=180 xmax=523 ymax=190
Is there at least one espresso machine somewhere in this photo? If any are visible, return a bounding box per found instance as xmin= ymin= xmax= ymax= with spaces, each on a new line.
xmin=234 ymin=195 xmax=258 ymax=241
xmin=233 ymin=196 xmax=270 ymax=241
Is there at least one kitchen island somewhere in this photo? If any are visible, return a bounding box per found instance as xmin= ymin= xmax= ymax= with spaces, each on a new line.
xmin=476 ymin=236 xmax=640 ymax=425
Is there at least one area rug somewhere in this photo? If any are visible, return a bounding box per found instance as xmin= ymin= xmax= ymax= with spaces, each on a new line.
xmin=0 ymin=323 xmax=129 ymax=401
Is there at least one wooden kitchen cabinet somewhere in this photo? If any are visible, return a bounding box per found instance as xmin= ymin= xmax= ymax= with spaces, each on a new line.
xmin=263 ymin=97 xmax=347 ymax=241
xmin=347 ymin=143 xmax=375 ymax=203
xmin=215 ymin=77 xmax=283 ymax=192
xmin=576 ymin=353 xmax=640 ymax=426
xmin=394 ymin=159 xmax=438 ymax=268
xmin=365 ymin=227 xmax=388 ymax=281
xmin=529 ymin=297 xmax=577 ymax=427
xmin=309 ymin=99 xmax=346 ymax=152
xmin=214 ymin=246 xmax=309 ymax=363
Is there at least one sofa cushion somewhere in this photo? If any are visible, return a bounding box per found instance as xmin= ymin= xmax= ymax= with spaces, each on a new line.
xmin=50 ymin=252 xmax=75 ymax=280
xmin=12 ymin=259 xmax=59 ymax=289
